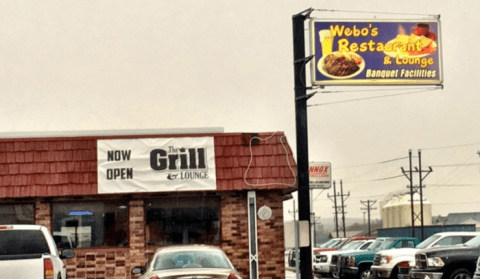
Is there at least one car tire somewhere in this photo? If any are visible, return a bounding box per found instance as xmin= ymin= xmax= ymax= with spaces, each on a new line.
xmin=358 ymin=266 xmax=371 ymax=279
xmin=449 ymin=268 xmax=473 ymax=279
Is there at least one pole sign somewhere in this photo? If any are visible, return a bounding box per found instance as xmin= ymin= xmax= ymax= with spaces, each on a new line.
xmin=310 ymin=19 xmax=443 ymax=86
xmin=309 ymin=162 xmax=331 ymax=189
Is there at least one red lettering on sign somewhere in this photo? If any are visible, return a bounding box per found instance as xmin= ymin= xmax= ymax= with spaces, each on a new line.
xmin=309 ymin=166 xmax=329 ymax=173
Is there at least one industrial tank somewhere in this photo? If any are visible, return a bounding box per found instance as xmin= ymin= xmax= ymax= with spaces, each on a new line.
xmin=381 ymin=200 xmax=392 ymax=228
xmin=381 ymin=193 xmax=432 ymax=228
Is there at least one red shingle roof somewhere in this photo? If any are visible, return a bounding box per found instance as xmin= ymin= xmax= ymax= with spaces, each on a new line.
xmin=0 ymin=132 xmax=297 ymax=198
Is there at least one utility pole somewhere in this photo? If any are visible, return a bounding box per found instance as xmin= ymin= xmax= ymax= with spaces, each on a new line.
xmin=340 ymin=180 xmax=350 ymax=237
xmin=401 ymin=150 xmax=415 ymax=238
xmin=328 ymin=180 xmax=349 ymax=237
xmin=327 ymin=181 xmax=339 ymax=237
xmin=416 ymin=150 xmax=432 ymax=241
xmin=363 ymin=212 xmax=366 ymax=231
xmin=402 ymin=149 xmax=432 ymax=241
xmin=360 ymin=200 xmax=377 ymax=236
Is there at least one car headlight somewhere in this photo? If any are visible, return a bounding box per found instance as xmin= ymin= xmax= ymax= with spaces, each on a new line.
xmin=380 ymin=256 xmax=393 ymax=264
xmin=427 ymin=257 xmax=444 ymax=267
xmin=347 ymin=257 xmax=356 ymax=267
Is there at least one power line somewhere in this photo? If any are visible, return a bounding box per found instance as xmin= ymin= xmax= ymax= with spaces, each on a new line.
xmin=422 ymin=142 xmax=480 ymax=151
xmin=336 ymin=156 xmax=409 ymax=169
xmin=428 ymin=184 xmax=480 ymax=187
xmin=343 ymin=174 xmax=404 ymax=184
xmin=435 ymin=202 xmax=480 ymax=205
xmin=430 ymin=163 xmax=480 ymax=167
xmin=308 ymin=88 xmax=439 ymax=107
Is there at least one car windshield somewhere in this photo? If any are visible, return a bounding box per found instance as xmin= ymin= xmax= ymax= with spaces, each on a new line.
xmin=339 ymin=241 xmax=364 ymax=251
xmin=367 ymin=239 xmax=396 ymax=252
xmin=463 ymin=235 xmax=480 ymax=247
xmin=416 ymin=235 xmax=441 ymax=249
xmin=320 ymin=239 xmax=340 ymax=248
xmin=153 ymin=250 xmax=232 ymax=270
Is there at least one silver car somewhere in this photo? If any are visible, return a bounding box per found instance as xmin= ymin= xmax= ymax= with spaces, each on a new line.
xmin=132 ymin=245 xmax=242 ymax=279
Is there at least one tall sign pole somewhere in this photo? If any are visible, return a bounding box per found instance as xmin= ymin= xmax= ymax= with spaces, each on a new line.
xmin=293 ymin=8 xmax=314 ymax=279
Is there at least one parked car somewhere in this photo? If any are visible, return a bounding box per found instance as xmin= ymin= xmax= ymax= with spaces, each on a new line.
xmin=314 ymin=238 xmax=350 ymax=254
xmin=370 ymin=231 xmax=480 ymax=279
xmin=314 ymin=237 xmax=376 ymax=254
xmin=132 ymin=245 xmax=242 ymax=279
xmin=0 ymin=224 xmax=75 ymax=279
xmin=410 ymin=235 xmax=480 ymax=279
xmin=314 ymin=239 xmax=375 ymax=277
xmin=332 ymin=237 xmax=420 ymax=279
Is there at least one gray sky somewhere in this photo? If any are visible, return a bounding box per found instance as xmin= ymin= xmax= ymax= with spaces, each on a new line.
xmin=1 ymin=0 xmax=479 ymax=221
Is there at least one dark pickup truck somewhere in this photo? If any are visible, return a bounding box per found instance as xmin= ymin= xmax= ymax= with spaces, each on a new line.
xmin=410 ymin=234 xmax=480 ymax=279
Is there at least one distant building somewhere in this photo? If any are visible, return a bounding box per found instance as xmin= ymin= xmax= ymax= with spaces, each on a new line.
xmin=441 ymin=212 xmax=480 ymax=231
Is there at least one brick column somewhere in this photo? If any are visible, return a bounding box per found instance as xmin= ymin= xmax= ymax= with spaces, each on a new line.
xmin=256 ymin=191 xmax=286 ymax=279
xmin=220 ymin=193 xmax=250 ymax=279
xmin=129 ymin=199 xmax=146 ymax=276
xmin=35 ymin=199 xmax=52 ymax=231
xmin=220 ymin=191 xmax=286 ymax=279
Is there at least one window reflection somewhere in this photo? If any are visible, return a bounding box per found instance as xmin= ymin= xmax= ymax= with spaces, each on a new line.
xmin=52 ymin=202 xmax=128 ymax=248
xmin=146 ymin=196 xmax=220 ymax=245
xmin=0 ymin=204 xmax=34 ymax=224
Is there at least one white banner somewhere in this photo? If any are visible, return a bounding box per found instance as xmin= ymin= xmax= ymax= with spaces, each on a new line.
xmin=97 ymin=137 xmax=216 ymax=193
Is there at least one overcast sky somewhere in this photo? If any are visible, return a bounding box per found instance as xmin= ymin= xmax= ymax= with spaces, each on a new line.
xmin=1 ymin=0 xmax=479 ymax=222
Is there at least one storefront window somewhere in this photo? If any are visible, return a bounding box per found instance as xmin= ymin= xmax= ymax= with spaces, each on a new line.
xmin=146 ymin=196 xmax=220 ymax=245
xmin=0 ymin=204 xmax=34 ymax=224
xmin=52 ymin=201 xmax=128 ymax=248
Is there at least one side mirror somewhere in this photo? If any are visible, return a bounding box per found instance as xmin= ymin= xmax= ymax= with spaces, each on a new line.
xmin=132 ymin=267 xmax=145 ymax=275
xmin=60 ymin=249 xmax=75 ymax=259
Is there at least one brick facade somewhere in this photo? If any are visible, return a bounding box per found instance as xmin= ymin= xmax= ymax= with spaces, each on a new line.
xmin=30 ymin=190 xmax=287 ymax=279
xmin=220 ymin=192 xmax=250 ymax=278
xmin=256 ymin=191 xmax=286 ymax=278
xmin=35 ymin=199 xmax=51 ymax=230
xmin=220 ymin=191 xmax=286 ymax=279
xmin=35 ymin=199 xmax=144 ymax=279
xmin=2 ymin=132 xmax=296 ymax=279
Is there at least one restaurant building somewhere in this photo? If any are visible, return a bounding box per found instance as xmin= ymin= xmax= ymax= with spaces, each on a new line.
xmin=0 ymin=129 xmax=297 ymax=279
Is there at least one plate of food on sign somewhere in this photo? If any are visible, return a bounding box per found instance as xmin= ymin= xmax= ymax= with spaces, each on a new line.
xmin=384 ymin=23 xmax=437 ymax=58
xmin=317 ymin=51 xmax=365 ymax=80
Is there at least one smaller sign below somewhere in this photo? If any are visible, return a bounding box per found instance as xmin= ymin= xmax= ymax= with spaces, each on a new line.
xmin=298 ymin=221 xmax=310 ymax=247
xmin=284 ymin=220 xmax=311 ymax=248
xmin=309 ymin=162 xmax=331 ymax=189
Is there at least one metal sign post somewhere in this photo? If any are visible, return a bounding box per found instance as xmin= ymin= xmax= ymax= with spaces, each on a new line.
xmin=292 ymin=8 xmax=314 ymax=279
